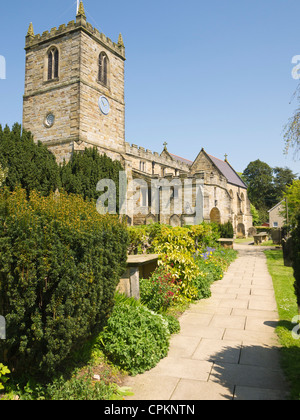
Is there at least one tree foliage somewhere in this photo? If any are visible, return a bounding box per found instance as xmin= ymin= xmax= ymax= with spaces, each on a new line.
xmin=0 ymin=124 xmax=60 ymax=196
xmin=60 ymin=147 xmax=124 ymax=208
xmin=284 ymin=180 xmax=300 ymax=226
xmin=0 ymin=124 xmax=125 ymax=214
xmin=284 ymin=106 xmax=300 ymax=158
xmin=242 ymin=159 xmax=298 ymax=223
xmin=0 ymin=188 xmax=129 ymax=376
xmin=292 ymin=213 xmax=300 ymax=309
xmin=243 ymin=160 xmax=275 ymax=212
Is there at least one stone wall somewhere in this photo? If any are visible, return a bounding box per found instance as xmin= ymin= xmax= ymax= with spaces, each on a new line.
xmin=22 ymin=10 xmax=253 ymax=233
xmin=23 ymin=15 xmax=126 ymax=164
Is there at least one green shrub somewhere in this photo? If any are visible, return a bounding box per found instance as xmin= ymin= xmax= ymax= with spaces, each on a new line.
xmin=195 ymin=247 xmax=238 ymax=296
xmin=127 ymin=222 xmax=219 ymax=255
xmin=151 ymin=226 xmax=203 ymax=301
xmin=292 ymin=215 xmax=300 ymax=307
xmin=162 ymin=314 xmax=180 ymax=335
xmin=60 ymin=147 xmax=124 ymax=210
xmin=0 ymin=188 xmax=128 ymax=376
xmin=140 ymin=265 xmax=179 ymax=313
xmin=97 ymin=296 xmax=170 ymax=376
xmin=45 ymin=371 xmax=118 ymax=401
xmin=184 ymin=223 xmax=220 ymax=250
xmin=0 ymin=124 xmax=60 ymax=197
xmin=0 ymin=363 xmax=10 ymax=391
xmin=218 ymin=222 xmax=234 ymax=238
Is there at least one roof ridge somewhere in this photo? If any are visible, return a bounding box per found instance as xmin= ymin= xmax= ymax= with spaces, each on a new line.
xmin=170 ymin=152 xmax=192 ymax=160
xmin=207 ymin=153 xmax=247 ymax=189
xmin=207 ymin=153 xmax=225 ymax=163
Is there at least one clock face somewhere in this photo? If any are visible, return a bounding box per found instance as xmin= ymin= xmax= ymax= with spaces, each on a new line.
xmin=98 ymin=96 xmax=110 ymax=115
xmin=45 ymin=113 xmax=55 ymax=128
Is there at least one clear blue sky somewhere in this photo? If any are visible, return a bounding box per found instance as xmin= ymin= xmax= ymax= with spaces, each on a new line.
xmin=0 ymin=0 xmax=299 ymax=174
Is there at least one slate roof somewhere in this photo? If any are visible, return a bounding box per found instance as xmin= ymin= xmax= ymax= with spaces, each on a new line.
xmin=207 ymin=154 xmax=247 ymax=189
xmin=169 ymin=153 xmax=193 ymax=166
xmin=169 ymin=151 xmax=247 ymax=189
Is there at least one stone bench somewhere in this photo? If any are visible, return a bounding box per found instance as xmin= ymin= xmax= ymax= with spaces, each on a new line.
xmin=117 ymin=254 xmax=159 ymax=300
xmin=217 ymin=238 xmax=234 ymax=249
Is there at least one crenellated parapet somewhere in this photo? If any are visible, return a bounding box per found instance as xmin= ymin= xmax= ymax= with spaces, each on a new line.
xmin=25 ymin=12 xmax=125 ymax=59
xmin=124 ymin=142 xmax=191 ymax=173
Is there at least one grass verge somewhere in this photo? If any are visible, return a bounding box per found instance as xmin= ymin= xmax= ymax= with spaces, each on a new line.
xmin=265 ymin=249 xmax=300 ymax=400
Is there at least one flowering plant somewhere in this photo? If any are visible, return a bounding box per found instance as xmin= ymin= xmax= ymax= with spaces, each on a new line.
xmin=140 ymin=265 xmax=179 ymax=313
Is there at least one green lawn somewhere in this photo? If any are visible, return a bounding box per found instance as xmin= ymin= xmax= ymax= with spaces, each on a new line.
xmin=265 ymin=250 xmax=300 ymax=400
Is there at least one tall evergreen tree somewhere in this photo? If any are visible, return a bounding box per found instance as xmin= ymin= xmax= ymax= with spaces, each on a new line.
xmin=60 ymin=147 xmax=124 ymax=210
xmin=0 ymin=123 xmax=60 ymax=196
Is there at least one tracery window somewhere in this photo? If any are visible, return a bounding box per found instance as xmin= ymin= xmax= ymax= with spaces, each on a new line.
xmin=98 ymin=52 xmax=108 ymax=86
xmin=47 ymin=47 xmax=59 ymax=80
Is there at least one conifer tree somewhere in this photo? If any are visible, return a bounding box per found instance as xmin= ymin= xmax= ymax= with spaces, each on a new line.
xmin=60 ymin=147 xmax=124 ymax=211
xmin=0 ymin=123 xmax=60 ymax=196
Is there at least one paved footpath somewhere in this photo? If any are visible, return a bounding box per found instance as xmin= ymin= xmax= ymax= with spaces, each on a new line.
xmin=124 ymin=244 xmax=290 ymax=400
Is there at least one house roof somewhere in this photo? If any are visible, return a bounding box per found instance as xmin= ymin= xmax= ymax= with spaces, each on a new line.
xmin=268 ymin=200 xmax=285 ymax=213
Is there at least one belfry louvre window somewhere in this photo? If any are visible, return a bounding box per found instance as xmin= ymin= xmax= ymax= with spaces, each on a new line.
xmin=98 ymin=52 xmax=108 ymax=85
xmin=48 ymin=48 xmax=59 ymax=80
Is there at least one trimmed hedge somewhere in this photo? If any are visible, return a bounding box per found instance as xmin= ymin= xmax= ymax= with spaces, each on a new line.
xmin=292 ymin=215 xmax=300 ymax=308
xmin=0 ymin=188 xmax=128 ymax=376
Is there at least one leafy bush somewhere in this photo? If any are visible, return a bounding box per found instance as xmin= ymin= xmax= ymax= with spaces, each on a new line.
xmin=162 ymin=314 xmax=180 ymax=335
xmin=60 ymin=147 xmax=124 ymax=210
xmin=0 ymin=124 xmax=60 ymax=197
xmin=97 ymin=294 xmax=170 ymax=375
xmin=45 ymin=371 xmax=119 ymax=401
xmin=292 ymin=215 xmax=300 ymax=307
xmin=218 ymin=222 xmax=234 ymax=238
xmin=127 ymin=222 xmax=219 ymax=256
xmin=151 ymin=226 xmax=204 ymax=301
xmin=127 ymin=225 xmax=153 ymax=255
xmin=0 ymin=188 xmax=128 ymax=376
xmin=140 ymin=265 xmax=179 ymax=313
xmin=185 ymin=223 xmax=220 ymax=250
xmin=0 ymin=363 xmax=10 ymax=391
xmin=195 ymin=247 xmax=238 ymax=296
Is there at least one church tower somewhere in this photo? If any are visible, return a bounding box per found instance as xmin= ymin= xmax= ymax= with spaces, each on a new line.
xmin=22 ymin=2 xmax=126 ymax=163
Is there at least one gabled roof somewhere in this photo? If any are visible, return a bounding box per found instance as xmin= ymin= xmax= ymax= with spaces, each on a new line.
xmin=169 ymin=153 xmax=193 ymax=166
xmin=169 ymin=148 xmax=247 ymax=189
xmin=207 ymin=153 xmax=247 ymax=189
xmin=268 ymin=200 xmax=285 ymax=213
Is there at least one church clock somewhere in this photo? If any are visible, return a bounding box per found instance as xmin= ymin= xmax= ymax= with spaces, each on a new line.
xmin=98 ymin=96 xmax=110 ymax=115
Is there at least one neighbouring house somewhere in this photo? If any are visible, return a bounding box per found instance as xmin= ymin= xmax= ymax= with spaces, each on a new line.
xmin=268 ymin=200 xmax=286 ymax=228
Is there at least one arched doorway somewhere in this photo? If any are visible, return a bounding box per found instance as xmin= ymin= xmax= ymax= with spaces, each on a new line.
xmin=210 ymin=207 xmax=221 ymax=224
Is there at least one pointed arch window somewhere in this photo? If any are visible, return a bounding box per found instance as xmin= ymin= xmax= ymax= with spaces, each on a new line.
xmin=98 ymin=52 xmax=108 ymax=86
xmin=48 ymin=47 xmax=59 ymax=80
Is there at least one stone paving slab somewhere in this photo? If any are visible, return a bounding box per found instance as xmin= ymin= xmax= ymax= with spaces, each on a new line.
xmin=234 ymin=386 xmax=286 ymax=401
xmin=170 ymin=379 xmax=234 ymax=401
xmin=124 ymin=244 xmax=290 ymax=401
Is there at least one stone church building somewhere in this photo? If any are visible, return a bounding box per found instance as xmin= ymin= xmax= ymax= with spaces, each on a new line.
xmin=22 ymin=2 xmax=252 ymax=236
